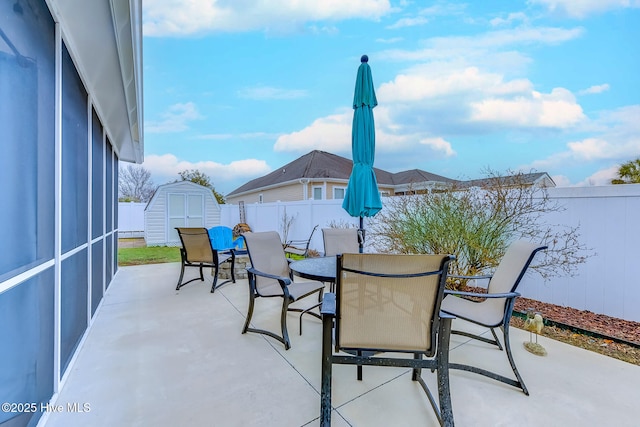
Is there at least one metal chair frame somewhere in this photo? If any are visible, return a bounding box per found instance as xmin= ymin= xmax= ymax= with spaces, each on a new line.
xmin=320 ymin=253 xmax=456 ymax=427
xmin=175 ymin=227 xmax=235 ymax=293
xmin=442 ymin=242 xmax=547 ymax=395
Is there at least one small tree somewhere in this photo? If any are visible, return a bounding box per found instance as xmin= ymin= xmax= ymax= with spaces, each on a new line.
xmin=280 ymin=210 xmax=296 ymax=244
xmin=176 ymin=169 xmax=225 ymax=204
xmin=118 ymin=164 xmax=156 ymax=202
xmin=611 ymin=158 xmax=640 ymax=184
xmin=369 ymin=169 xmax=592 ymax=289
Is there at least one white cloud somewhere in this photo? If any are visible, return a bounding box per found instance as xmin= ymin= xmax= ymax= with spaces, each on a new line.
xmin=272 ymin=103 xmax=456 ymax=168
xmin=522 ymin=105 xmax=640 ymax=183
xmin=582 ymin=166 xmax=619 ymax=185
xmin=273 ymin=111 xmax=351 ymax=153
xmin=378 ymin=67 xmax=532 ymax=102
xmin=490 ymin=12 xmax=528 ymax=27
xmin=143 ymin=0 xmax=392 ymax=36
xmin=386 ymin=16 xmax=429 ymax=29
xmin=549 ymin=174 xmax=572 ymax=187
xmin=376 ymin=65 xmax=584 ymax=131
xmin=143 ymin=153 xmax=272 ymax=189
xmin=419 ymin=137 xmax=456 ymax=156
xmin=529 ymin=0 xmax=640 ymax=19
xmin=567 ymin=138 xmax=613 ymax=160
xmin=237 ymin=86 xmax=308 ymax=100
xmin=379 ymin=26 xmax=584 ymax=64
xmin=470 ymin=88 xmax=585 ymax=128
xmin=578 ymin=84 xmax=610 ymax=95
xmin=145 ymin=102 xmax=202 ymax=133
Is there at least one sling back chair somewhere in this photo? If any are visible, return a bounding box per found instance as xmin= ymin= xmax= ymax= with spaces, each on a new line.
xmin=322 ymin=227 xmax=360 ymax=256
xmin=322 ymin=227 xmax=360 ymax=295
xmin=320 ymin=253 xmax=456 ymax=427
xmin=175 ymin=227 xmax=235 ymax=293
xmin=208 ymin=225 xmax=246 ymax=255
xmin=441 ymin=240 xmax=547 ymax=395
xmin=284 ymin=225 xmax=319 ymax=258
xmin=242 ymin=231 xmax=325 ymax=350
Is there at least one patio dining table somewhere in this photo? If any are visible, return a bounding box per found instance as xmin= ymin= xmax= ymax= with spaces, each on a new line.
xmin=289 ymin=256 xmax=336 ymax=282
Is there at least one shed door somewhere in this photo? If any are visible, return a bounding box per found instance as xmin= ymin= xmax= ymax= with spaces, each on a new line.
xmin=167 ymin=193 xmax=204 ymax=243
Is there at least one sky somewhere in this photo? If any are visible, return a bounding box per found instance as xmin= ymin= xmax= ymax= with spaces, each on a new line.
xmin=141 ymin=0 xmax=640 ymax=195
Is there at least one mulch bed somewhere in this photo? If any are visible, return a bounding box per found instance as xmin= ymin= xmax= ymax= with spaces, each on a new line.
xmin=513 ymin=297 xmax=640 ymax=346
xmin=458 ymin=285 xmax=640 ymax=346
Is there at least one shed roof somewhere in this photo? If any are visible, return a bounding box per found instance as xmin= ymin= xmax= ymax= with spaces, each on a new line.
xmin=145 ymin=181 xmax=216 ymax=210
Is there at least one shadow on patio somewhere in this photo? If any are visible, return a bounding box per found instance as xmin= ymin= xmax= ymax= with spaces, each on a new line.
xmin=44 ymin=263 xmax=639 ymax=427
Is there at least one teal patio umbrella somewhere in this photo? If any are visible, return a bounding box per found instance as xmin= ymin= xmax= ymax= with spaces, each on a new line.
xmin=342 ymin=55 xmax=382 ymax=252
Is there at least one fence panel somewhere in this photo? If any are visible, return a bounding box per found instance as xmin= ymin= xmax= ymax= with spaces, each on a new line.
xmin=117 ymin=202 xmax=146 ymax=237
xmin=220 ymin=185 xmax=640 ymax=321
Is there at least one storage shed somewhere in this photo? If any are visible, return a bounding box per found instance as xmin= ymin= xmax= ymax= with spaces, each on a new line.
xmin=145 ymin=181 xmax=221 ymax=246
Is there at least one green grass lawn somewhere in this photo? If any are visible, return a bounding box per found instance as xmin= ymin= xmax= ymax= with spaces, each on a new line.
xmin=118 ymin=246 xmax=181 ymax=266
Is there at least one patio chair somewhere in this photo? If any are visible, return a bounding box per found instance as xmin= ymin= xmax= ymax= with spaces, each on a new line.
xmin=175 ymin=227 xmax=235 ymax=293
xmin=284 ymin=225 xmax=318 ymax=258
xmin=242 ymin=231 xmax=325 ymax=350
xmin=209 ymin=225 xmax=246 ymax=254
xmin=320 ymin=253 xmax=456 ymax=427
xmin=322 ymin=227 xmax=360 ymax=256
xmin=441 ymin=240 xmax=547 ymax=395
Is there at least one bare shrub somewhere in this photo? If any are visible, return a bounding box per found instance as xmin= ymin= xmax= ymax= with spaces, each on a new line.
xmin=369 ymin=169 xmax=593 ymax=288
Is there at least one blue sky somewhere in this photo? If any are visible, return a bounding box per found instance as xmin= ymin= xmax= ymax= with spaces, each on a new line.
xmin=141 ymin=0 xmax=640 ymax=195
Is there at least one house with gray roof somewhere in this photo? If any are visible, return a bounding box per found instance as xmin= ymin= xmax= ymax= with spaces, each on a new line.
xmin=226 ymin=150 xmax=397 ymax=204
xmin=225 ymin=150 xmax=554 ymax=204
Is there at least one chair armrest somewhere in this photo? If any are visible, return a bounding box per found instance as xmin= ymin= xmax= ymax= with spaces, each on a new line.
xmin=232 ymin=235 xmax=245 ymax=249
xmin=218 ymin=251 xmax=233 ymax=263
xmin=448 ymin=274 xmax=493 ymax=280
xmin=445 ymin=289 xmax=520 ymax=299
xmin=321 ymin=292 xmax=336 ymax=317
xmin=439 ymin=310 xmax=456 ymax=319
xmin=246 ymin=267 xmax=292 ymax=287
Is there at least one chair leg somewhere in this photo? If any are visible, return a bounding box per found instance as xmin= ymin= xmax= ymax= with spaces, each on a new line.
xmin=242 ymin=290 xmax=255 ymax=335
xmin=176 ymin=261 xmax=186 ymax=290
xmin=280 ymin=298 xmax=292 ymax=350
xmin=411 ymin=353 xmax=421 ymax=380
xmin=491 ymin=327 xmax=504 ymax=351
xmin=210 ymin=264 xmax=220 ymax=293
xmin=320 ymin=313 xmax=334 ymax=427
xmin=502 ymin=323 xmax=529 ymax=395
xmin=229 ymin=253 xmax=236 ymax=283
xmin=437 ymin=318 xmax=454 ymax=427
xmin=298 ymin=289 xmax=324 ymax=335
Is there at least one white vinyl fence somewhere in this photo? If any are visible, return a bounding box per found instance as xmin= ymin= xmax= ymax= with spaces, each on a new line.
xmin=219 ymin=185 xmax=640 ymax=322
xmin=118 ymin=202 xmax=146 ymax=237
xmin=119 ymin=186 xmax=640 ymax=321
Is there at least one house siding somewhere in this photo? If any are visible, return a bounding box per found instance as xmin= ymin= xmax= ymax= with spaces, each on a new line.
xmin=227 ymin=180 xmax=395 ymax=204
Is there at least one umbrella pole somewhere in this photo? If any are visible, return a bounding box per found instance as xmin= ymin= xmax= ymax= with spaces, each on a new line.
xmin=358 ymin=216 xmax=364 ymax=253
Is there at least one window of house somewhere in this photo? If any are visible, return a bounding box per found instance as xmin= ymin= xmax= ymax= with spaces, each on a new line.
xmin=313 ymin=186 xmax=323 ymax=200
xmin=333 ymin=187 xmax=346 ymax=199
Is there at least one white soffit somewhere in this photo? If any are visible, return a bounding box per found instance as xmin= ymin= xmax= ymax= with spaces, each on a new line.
xmin=47 ymin=0 xmax=143 ymax=163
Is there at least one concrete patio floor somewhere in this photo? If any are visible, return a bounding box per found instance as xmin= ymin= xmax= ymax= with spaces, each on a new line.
xmin=43 ymin=263 xmax=640 ymax=427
